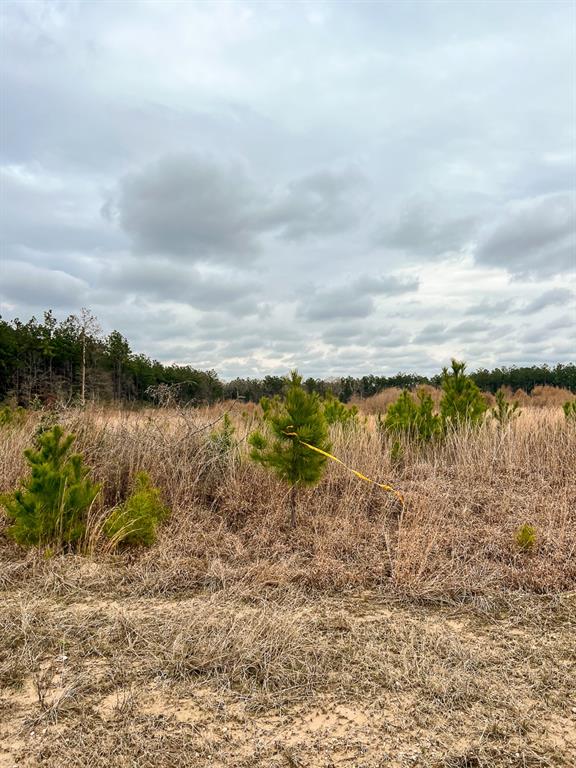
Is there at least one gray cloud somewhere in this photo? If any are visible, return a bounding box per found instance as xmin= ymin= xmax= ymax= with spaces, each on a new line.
xmin=375 ymin=198 xmax=477 ymax=257
xmin=257 ymin=168 xmax=368 ymax=241
xmin=0 ymin=261 xmax=88 ymax=310
xmin=109 ymin=154 xmax=368 ymax=264
xmin=298 ymin=275 xmax=419 ymax=322
xmin=321 ymin=322 xmax=366 ymax=346
xmin=104 ymin=259 xmax=262 ymax=316
xmin=519 ymin=288 xmax=574 ymax=315
xmin=474 ymin=192 xmax=576 ymax=276
xmin=110 ymin=153 xmax=261 ymax=262
xmin=0 ymin=165 xmax=121 ymax=256
xmin=465 ymin=299 xmax=514 ymax=317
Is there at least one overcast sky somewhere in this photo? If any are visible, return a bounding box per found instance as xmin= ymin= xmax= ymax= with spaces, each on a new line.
xmin=1 ymin=0 xmax=574 ymax=378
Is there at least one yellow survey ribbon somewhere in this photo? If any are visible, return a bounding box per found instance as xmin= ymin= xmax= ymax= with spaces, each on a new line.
xmin=283 ymin=429 xmax=404 ymax=505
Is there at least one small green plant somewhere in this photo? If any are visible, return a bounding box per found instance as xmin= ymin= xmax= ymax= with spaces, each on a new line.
xmin=103 ymin=471 xmax=168 ymax=547
xmin=249 ymin=371 xmax=330 ymax=527
xmin=1 ymin=425 xmax=100 ymax=548
xmin=440 ymin=359 xmax=487 ymax=429
xmin=323 ymin=392 xmax=359 ymax=427
xmin=491 ymin=389 xmax=520 ymax=428
xmin=384 ymin=389 xmax=441 ymax=443
xmin=515 ymin=524 xmax=537 ymax=552
xmin=563 ymin=400 xmax=576 ymax=422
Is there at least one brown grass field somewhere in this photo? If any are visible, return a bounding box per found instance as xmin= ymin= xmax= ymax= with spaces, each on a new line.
xmin=1 ymin=401 xmax=575 ymax=767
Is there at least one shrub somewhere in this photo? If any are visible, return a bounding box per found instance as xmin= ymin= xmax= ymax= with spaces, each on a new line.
xmin=384 ymin=389 xmax=441 ymax=443
xmin=491 ymin=389 xmax=521 ymax=428
xmin=103 ymin=471 xmax=168 ymax=548
xmin=249 ymin=371 xmax=330 ymax=527
xmin=1 ymin=425 xmax=100 ymax=548
xmin=323 ymin=392 xmax=359 ymax=427
xmin=563 ymin=400 xmax=576 ymax=422
xmin=515 ymin=524 xmax=537 ymax=552
xmin=440 ymin=359 xmax=487 ymax=428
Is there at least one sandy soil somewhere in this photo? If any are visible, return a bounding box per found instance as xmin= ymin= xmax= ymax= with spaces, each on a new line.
xmin=1 ymin=570 xmax=574 ymax=768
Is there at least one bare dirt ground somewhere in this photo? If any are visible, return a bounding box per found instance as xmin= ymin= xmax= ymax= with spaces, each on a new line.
xmin=1 ymin=560 xmax=574 ymax=768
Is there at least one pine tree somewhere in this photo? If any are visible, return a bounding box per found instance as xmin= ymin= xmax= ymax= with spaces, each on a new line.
xmin=322 ymin=391 xmax=359 ymax=427
xmin=440 ymin=360 xmax=487 ymax=429
xmin=384 ymin=389 xmax=441 ymax=443
xmin=1 ymin=425 xmax=100 ymax=548
xmin=491 ymin=389 xmax=520 ymax=428
xmin=249 ymin=371 xmax=330 ymax=527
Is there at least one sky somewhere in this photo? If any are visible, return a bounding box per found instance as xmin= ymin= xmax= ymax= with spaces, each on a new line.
xmin=0 ymin=0 xmax=575 ymax=379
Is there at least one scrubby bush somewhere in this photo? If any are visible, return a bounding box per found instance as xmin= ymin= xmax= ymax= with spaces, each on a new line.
xmin=384 ymin=389 xmax=441 ymax=443
xmin=323 ymin=392 xmax=359 ymax=427
xmin=103 ymin=471 xmax=168 ymax=547
xmin=1 ymin=425 xmax=100 ymax=548
xmin=440 ymin=359 xmax=487 ymax=428
xmin=249 ymin=371 xmax=330 ymax=527
xmin=491 ymin=389 xmax=521 ymax=428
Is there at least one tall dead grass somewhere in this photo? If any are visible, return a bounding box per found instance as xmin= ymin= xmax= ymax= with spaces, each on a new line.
xmin=355 ymin=384 xmax=576 ymax=414
xmin=0 ymin=404 xmax=574 ymax=599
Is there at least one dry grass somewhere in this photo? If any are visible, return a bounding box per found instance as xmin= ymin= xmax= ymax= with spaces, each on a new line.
xmin=1 ymin=404 xmax=575 ymax=766
xmin=355 ymin=385 xmax=575 ymax=415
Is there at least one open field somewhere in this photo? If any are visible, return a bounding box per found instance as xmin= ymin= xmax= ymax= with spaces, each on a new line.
xmin=1 ymin=405 xmax=575 ymax=767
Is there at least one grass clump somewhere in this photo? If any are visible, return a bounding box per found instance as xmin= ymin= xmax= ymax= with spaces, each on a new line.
xmin=103 ymin=471 xmax=168 ymax=548
xmin=1 ymin=425 xmax=100 ymax=548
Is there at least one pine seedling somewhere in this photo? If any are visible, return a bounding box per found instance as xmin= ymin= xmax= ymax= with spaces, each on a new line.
xmin=384 ymin=389 xmax=441 ymax=443
xmin=516 ymin=524 xmax=537 ymax=552
xmin=103 ymin=471 xmax=168 ymax=548
xmin=1 ymin=425 xmax=100 ymax=548
xmin=323 ymin=392 xmax=359 ymax=428
xmin=491 ymin=389 xmax=520 ymax=428
xmin=440 ymin=359 xmax=487 ymax=429
xmin=209 ymin=413 xmax=237 ymax=454
xmin=249 ymin=371 xmax=330 ymax=527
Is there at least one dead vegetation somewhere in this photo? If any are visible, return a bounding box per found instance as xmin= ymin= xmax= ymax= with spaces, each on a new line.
xmin=1 ymin=404 xmax=575 ymax=766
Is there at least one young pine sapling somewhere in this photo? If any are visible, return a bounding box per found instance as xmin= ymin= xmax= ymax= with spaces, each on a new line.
xmin=249 ymin=371 xmax=330 ymax=528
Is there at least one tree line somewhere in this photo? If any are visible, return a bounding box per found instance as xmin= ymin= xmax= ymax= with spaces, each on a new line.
xmin=225 ymin=364 xmax=576 ymax=403
xmin=0 ymin=310 xmax=574 ymax=406
xmin=0 ymin=311 xmax=222 ymax=405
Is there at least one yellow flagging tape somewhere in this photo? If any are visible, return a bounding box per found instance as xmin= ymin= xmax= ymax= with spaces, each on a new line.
xmin=284 ymin=430 xmax=404 ymax=505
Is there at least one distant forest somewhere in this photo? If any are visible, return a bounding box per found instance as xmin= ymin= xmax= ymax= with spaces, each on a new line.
xmin=1 ymin=311 xmax=575 ymax=406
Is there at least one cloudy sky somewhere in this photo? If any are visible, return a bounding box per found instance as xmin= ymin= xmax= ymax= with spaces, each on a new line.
xmin=0 ymin=0 xmax=574 ymax=378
